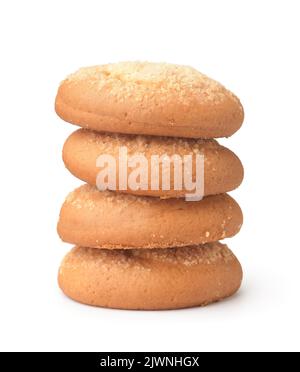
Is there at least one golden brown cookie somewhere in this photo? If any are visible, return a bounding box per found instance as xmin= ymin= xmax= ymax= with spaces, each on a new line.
xmin=58 ymin=243 xmax=243 ymax=310
xmin=57 ymin=185 xmax=243 ymax=249
xmin=55 ymin=62 xmax=244 ymax=139
xmin=62 ymin=129 xmax=244 ymax=198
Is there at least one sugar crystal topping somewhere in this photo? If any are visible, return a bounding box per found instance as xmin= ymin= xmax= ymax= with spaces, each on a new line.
xmin=66 ymin=61 xmax=240 ymax=106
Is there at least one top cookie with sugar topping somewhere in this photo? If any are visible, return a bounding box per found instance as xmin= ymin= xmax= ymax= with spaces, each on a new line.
xmin=55 ymin=61 xmax=244 ymax=139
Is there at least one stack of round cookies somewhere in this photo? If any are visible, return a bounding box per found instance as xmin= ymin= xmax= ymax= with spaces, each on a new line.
xmin=55 ymin=62 xmax=244 ymax=310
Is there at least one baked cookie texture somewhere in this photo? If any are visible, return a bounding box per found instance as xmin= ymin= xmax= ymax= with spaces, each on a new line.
xmin=63 ymin=129 xmax=244 ymax=198
xmin=55 ymin=61 xmax=244 ymax=309
xmin=55 ymin=61 xmax=244 ymax=139
xmin=57 ymin=184 xmax=243 ymax=249
xmin=58 ymin=243 xmax=243 ymax=310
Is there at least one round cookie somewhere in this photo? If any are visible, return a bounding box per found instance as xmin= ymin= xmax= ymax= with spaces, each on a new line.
xmin=55 ymin=61 xmax=244 ymax=139
xmin=58 ymin=242 xmax=243 ymax=310
xmin=57 ymin=184 xmax=243 ymax=249
xmin=63 ymin=129 xmax=244 ymax=198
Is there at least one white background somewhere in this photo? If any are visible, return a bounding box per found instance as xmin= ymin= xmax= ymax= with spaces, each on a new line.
xmin=0 ymin=0 xmax=299 ymax=352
